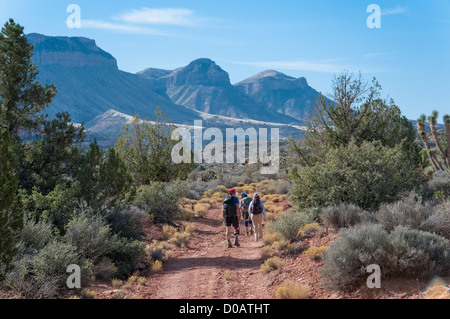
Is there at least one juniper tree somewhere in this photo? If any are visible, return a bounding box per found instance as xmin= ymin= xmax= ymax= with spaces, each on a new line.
xmin=0 ymin=130 xmax=23 ymax=282
xmin=0 ymin=19 xmax=56 ymax=139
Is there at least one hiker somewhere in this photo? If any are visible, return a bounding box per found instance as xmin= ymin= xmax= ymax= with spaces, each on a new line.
xmin=240 ymin=192 xmax=253 ymax=236
xmin=249 ymin=193 xmax=267 ymax=242
xmin=222 ymin=189 xmax=241 ymax=248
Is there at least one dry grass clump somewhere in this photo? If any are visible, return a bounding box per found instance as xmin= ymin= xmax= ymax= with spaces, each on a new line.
xmin=275 ymin=280 xmax=309 ymax=299
xmin=260 ymin=256 xmax=284 ymax=274
xmin=303 ymin=246 xmax=328 ymax=261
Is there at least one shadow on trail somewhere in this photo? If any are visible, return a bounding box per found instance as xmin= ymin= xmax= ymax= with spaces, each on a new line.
xmin=164 ymin=255 xmax=262 ymax=273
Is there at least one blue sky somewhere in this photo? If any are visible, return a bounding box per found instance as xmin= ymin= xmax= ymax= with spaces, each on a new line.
xmin=1 ymin=0 xmax=449 ymax=121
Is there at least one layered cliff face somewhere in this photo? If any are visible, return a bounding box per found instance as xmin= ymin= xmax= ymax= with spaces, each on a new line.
xmin=235 ymin=70 xmax=322 ymax=121
xmin=28 ymin=33 xmax=118 ymax=68
xmin=27 ymin=33 xmax=199 ymax=125
xmin=144 ymin=59 xmax=301 ymax=124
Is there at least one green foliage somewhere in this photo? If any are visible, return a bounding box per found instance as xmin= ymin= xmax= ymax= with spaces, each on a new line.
xmin=105 ymin=206 xmax=146 ymax=240
xmin=21 ymin=184 xmax=79 ymax=232
xmin=63 ymin=213 xmax=113 ymax=263
xmin=76 ymin=140 xmax=135 ymax=210
xmin=290 ymin=139 xmax=426 ymax=211
xmin=0 ymin=130 xmax=23 ymax=282
xmin=0 ymin=19 xmax=56 ymax=138
xmin=320 ymin=223 xmax=450 ymax=291
xmin=19 ymin=112 xmax=85 ymax=194
xmin=115 ymin=109 xmax=194 ymax=185
xmin=290 ymin=72 xmax=420 ymax=167
xmin=133 ymin=181 xmax=188 ymax=223
xmin=108 ymin=237 xmax=146 ymax=279
xmin=269 ymin=212 xmax=312 ymax=242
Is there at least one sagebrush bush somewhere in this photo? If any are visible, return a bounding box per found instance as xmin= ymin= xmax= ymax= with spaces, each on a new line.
xmin=270 ymin=212 xmax=312 ymax=241
xmin=106 ymin=206 xmax=146 ymax=240
xmin=321 ymin=223 xmax=450 ymax=291
xmin=170 ymin=231 xmax=191 ymax=248
xmin=64 ymin=213 xmax=113 ymax=262
xmin=93 ymin=257 xmax=118 ymax=281
xmin=320 ymin=203 xmax=367 ymax=230
xmin=19 ymin=217 xmax=54 ymax=253
xmin=376 ymin=193 xmax=433 ymax=232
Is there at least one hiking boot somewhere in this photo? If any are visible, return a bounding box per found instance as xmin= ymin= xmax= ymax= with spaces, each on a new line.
xmin=227 ymin=239 xmax=233 ymax=248
xmin=234 ymin=237 xmax=240 ymax=247
xmin=250 ymin=229 xmax=254 ymax=236
xmin=246 ymin=231 xmax=249 ymax=236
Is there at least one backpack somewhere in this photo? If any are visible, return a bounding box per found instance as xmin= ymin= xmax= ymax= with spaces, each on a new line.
xmin=252 ymin=198 xmax=263 ymax=215
xmin=241 ymin=197 xmax=252 ymax=210
xmin=223 ymin=195 xmax=237 ymax=218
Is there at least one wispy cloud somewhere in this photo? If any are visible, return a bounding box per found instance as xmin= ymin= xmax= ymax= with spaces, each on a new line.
xmin=231 ymin=59 xmax=349 ymax=74
xmin=113 ymin=8 xmax=200 ymax=26
xmin=81 ymin=19 xmax=175 ymax=36
xmin=381 ymin=5 xmax=407 ymax=16
xmin=363 ymin=52 xmax=393 ymax=58
xmin=230 ymin=58 xmax=387 ymax=74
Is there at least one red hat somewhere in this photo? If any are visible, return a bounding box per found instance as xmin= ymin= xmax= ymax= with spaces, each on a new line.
xmin=228 ymin=189 xmax=236 ymax=195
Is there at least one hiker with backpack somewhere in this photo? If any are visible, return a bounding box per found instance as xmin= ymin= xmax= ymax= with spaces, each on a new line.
xmin=249 ymin=193 xmax=267 ymax=242
xmin=222 ymin=189 xmax=241 ymax=248
xmin=240 ymin=192 xmax=253 ymax=236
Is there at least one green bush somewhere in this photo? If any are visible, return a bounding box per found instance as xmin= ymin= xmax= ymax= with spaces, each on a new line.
xmin=19 ymin=217 xmax=55 ymax=253
xmin=290 ymin=140 xmax=426 ymax=211
xmin=106 ymin=206 xmax=147 ymax=240
xmin=3 ymin=240 xmax=93 ymax=298
xmin=108 ymin=237 xmax=146 ymax=279
xmin=64 ymin=213 xmax=113 ymax=262
xmin=133 ymin=181 xmax=187 ymax=223
xmin=269 ymin=212 xmax=312 ymax=241
xmin=320 ymin=223 xmax=450 ymax=291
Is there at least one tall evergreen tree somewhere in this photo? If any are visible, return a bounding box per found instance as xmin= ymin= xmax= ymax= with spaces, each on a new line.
xmin=0 ymin=130 xmax=23 ymax=282
xmin=0 ymin=19 xmax=56 ymax=139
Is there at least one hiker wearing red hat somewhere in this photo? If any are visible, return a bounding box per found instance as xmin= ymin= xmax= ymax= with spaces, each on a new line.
xmin=222 ymin=189 xmax=241 ymax=248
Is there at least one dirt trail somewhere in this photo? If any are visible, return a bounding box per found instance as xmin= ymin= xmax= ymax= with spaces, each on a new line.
xmin=143 ymin=204 xmax=273 ymax=299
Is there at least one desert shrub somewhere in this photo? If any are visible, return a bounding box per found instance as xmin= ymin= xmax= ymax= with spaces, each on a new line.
xmin=260 ymin=256 xmax=284 ymax=273
xmin=303 ymin=246 xmax=328 ymax=261
xmin=428 ymin=171 xmax=450 ymax=199
xmin=270 ymin=212 xmax=312 ymax=241
xmin=276 ymin=181 xmax=291 ymax=195
xmin=148 ymin=241 xmax=166 ymax=262
xmin=420 ymin=201 xmax=450 ymax=239
xmin=186 ymin=189 xmax=201 ymax=200
xmin=272 ymin=240 xmax=290 ymax=251
xmin=151 ymin=260 xmax=163 ymax=273
xmin=108 ymin=237 xmax=147 ymax=279
xmin=19 ymin=217 xmax=55 ymax=253
xmin=2 ymin=240 xmax=94 ymax=298
xmin=161 ymin=224 xmax=177 ymax=241
xmin=111 ymin=279 xmax=124 ymax=289
xmin=298 ymin=222 xmax=323 ymax=237
xmin=387 ymin=226 xmax=450 ymax=277
xmin=93 ymin=257 xmax=118 ymax=281
xmin=263 ymin=229 xmax=281 ymax=246
xmin=194 ymin=203 xmax=210 ymax=218
xmin=290 ymin=140 xmax=426 ymax=211
xmin=170 ymin=231 xmax=191 ymax=248
xmin=261 ymin=245 xmax=272 ymax=262
xmin=376 ymin=193 xmax=433 ymax=232
xmin=133 ymin=181 xmax=187 ymax=223
xmin=80 ymin=288 xmax=97 ymax=299
xmin=64 ymin=213 xmax=113 ymax=263
xmin=275 ymin=280 xmax=309 ymax=299
xmin=106 ymin=206 xmax=146 ymax=240
xmin=320 ymin=204 xmax=367 ymax=230
xmin=321 ymin=223 xmax=450 ymax=291
xmin=320 ymin=224 xmax=393 ymax=290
